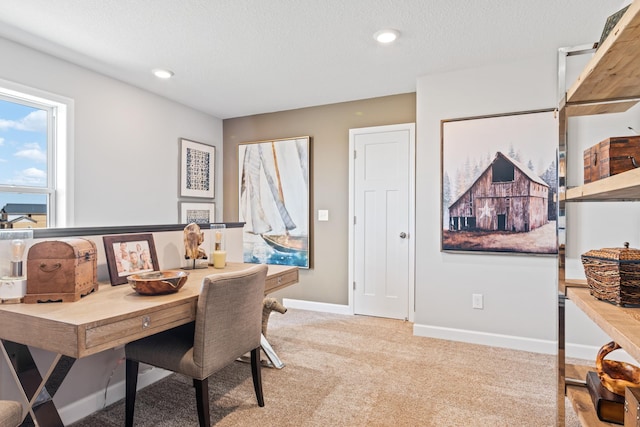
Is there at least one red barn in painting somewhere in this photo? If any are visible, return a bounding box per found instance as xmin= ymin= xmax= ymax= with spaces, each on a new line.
xmin=448 ymin=152 xmax=549 ymax=232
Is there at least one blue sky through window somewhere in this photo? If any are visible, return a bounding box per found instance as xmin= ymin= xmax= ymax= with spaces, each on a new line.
xmin=0 ymin=98 xmax=47 ymax=209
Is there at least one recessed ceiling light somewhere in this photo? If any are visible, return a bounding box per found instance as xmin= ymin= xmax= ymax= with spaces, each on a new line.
xmin=152 ymin=69 xmax=174 ymax=79
xmin=373 ymin=29 xmax=400 ymax=44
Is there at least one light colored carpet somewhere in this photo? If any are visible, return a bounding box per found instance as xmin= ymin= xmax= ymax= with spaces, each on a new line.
xmin=70 ymin=308 xmax=581 ymax=426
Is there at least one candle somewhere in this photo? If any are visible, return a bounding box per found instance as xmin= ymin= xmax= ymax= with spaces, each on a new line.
xmin=214 ymin=231 xmax=222 ymax=251
xmin=10 ymin=239 xmax=25 ymax=262
xmin=213 ymin=250 xmax=226 ymax=269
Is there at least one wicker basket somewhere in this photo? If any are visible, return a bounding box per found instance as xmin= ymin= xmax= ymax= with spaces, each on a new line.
xmin=581 ymin=242 xmax=640 ymax=306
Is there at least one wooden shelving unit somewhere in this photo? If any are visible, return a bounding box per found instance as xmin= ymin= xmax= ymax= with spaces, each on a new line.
xmin=568 ymin=288 xmax=640 ymax=363
xmin=564 ymin=168 xmax=640 ymax=201
xmin=562 ymin=287 xmax=640 ymax=426
xmin=565 ymin=1 xmax=640 ymax=115
xmin=558 ymin=1 xmax=640 ymax=426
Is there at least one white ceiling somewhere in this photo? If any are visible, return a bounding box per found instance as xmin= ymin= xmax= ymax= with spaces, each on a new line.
xmin=0 ymin=1 xmax=624 ymax=119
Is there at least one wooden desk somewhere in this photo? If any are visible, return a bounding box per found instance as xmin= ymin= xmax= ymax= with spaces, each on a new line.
xmin=0 ymin=263 xmax=298 ymax=426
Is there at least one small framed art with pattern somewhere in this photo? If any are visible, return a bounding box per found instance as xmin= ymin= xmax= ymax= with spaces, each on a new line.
xmin=180 ymin=138 xmax=215 ymax=198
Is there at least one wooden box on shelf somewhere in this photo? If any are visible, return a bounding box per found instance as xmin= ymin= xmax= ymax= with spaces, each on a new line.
xmin=583 ymin=136 xmax=640 ymax=183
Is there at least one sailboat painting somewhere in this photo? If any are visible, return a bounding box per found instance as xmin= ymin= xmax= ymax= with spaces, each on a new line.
xmin=238 ymin=136 xmax=310 ymax=268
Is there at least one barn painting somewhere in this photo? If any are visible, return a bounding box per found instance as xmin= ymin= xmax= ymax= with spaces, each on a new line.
xmin=441 ymin=110 xmax=557 ymax=254
xmin=448 ymin=152 xmax=549 ymax=232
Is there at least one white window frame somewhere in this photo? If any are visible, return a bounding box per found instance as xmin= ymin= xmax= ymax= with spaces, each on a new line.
xmin=0 ymin=78 xmax=74 ymax=227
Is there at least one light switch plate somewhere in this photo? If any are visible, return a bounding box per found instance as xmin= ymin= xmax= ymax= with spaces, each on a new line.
xmin=318 ymin=210 xmax=329 ymax=221
xmin=472 ymin=293 xmax=483 ymax=309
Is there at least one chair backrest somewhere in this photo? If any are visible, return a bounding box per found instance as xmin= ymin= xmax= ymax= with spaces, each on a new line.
xmin=193 ymin=264 xmax=268 ymax=375
xmin=0 ymin=400 xmax=22 ymax=427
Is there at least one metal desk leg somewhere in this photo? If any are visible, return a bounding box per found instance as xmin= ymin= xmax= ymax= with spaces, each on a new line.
xmin=260 ymin=334 xmax=285 ymax=369
xmin=1 ymin=339 xmax=75 ymax=427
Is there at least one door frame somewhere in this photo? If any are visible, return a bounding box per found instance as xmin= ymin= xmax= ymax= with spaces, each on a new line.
xmin=348 ymin=123 xmax=416 ymax=321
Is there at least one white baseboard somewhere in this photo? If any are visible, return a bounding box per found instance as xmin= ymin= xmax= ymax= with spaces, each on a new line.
xmin=412 ymin=323 xmax=632 ymax=362
xmin=413 ymin=323 xmax=557 ymax=354
xmin=275 ymin=301 xmax=640 ymax=363
xmin=565 ymin=342 xmax=599 ymax=361
xmin=283 ymin=301 xmax=607 ymax=360
xmin=282 ymin=298 xmax=352 ymax=315
xmin=59 ymin=366 xmax=171 ymax=425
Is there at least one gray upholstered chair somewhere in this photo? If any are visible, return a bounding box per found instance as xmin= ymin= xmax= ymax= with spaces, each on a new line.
xmin=124 ymin=264 xmax=268 ymax=427
xmin=0 ymin=400 xmax=22 ymax=427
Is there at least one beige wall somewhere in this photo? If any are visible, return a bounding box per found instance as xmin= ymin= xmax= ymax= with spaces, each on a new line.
xmin=223 ymin=93 xmax=416 ymax=305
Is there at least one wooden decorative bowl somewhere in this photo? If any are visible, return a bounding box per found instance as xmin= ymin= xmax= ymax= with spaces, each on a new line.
xmin=596 ymin=341 xmax=640 ymax=396
xmin=127 ymin=270 xmax=189 ymax=295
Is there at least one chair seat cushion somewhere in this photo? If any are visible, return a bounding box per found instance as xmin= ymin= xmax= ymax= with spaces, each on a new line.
xmin=0 ymin=400 xmax=22 ymax=427
xmin=125 ymin=322 xmax=205 ymax=379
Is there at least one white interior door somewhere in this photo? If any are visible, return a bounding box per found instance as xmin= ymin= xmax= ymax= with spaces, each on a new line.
xmin=349 ymin=124 xmax=414 ymax=320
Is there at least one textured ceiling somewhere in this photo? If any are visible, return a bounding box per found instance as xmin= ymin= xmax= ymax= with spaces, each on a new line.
xmin=0 ymin=0 xmax=624 ymax=119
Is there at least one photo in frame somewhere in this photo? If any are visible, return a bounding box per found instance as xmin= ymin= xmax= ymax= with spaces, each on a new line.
xmin=238 ymin=136 xmax=310 ymax=268
xmin=180 ymin=202 xmax=215 ymax=224
xmin=180 ymin=138 xmax=215 ymax=198
xmin=441 ymin=109 xmax=558 ymax=255
xmin=103 ymin=233 xmax=160 ymax=285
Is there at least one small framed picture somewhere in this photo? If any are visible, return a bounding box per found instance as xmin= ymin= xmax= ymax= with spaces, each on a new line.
xmin=103 ymin=234 xmax=160 ymax=285
xmin=180 ymin=202 xmax=215 ymax=224
xmin=180 ymin=138 xmax=215 ymax=198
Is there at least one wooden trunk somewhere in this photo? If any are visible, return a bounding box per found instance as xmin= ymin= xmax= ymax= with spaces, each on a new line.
xmin=25 ymin=238 xmax=98 ymax=303
xmin=584 ymin=136 xmax=640 ymax=183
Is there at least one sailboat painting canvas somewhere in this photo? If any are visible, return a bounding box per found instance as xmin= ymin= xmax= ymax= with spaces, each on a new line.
xmin=238 ymin=136 xmax=310 ymax=268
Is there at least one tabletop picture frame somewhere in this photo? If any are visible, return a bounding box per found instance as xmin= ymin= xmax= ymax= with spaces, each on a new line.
xmin=103 ymin=233 xmax=160 ymax=285
xmin=180 ymin=138 xmax=215 ymax=198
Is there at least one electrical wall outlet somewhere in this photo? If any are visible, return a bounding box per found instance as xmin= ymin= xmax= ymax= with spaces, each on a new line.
xmin=472 ymin=293 xmax=483 ymax=309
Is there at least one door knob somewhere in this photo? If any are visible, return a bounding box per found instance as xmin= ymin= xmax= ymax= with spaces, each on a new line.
xmin=399 ymin=232 xmax=407 ymax=239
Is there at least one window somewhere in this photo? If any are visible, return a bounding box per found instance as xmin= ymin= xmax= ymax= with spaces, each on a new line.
xmin=0 ymin=79 xmax=72 ymax=228
xmin=491 ymin=156 xmax=515 ymax=183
